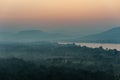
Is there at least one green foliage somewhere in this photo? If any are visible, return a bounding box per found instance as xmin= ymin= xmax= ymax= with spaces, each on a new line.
xmin=0 ymin=42 xmax=120 ymax=80
xmin=0 ymin=58 xmax=115 ymax=80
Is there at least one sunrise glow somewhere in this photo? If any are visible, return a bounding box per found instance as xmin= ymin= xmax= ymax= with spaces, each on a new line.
xmin=0 ymin=0 xmax=120 ymax=22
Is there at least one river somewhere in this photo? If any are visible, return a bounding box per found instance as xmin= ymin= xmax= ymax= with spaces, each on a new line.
xmin=58 ymin=42 xmax=120 ymax=51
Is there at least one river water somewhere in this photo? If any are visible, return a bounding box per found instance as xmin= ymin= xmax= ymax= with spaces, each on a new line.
xmin=59 ymin=42 xmax=120 ymax=51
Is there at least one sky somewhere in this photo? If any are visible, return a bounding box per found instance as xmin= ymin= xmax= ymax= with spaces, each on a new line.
xmin=0 ymin=0 xmax=120 ymax=36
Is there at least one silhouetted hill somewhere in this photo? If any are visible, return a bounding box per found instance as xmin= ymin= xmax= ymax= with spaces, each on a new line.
xmin=17 ymin=30 xmax=45 ymax=35
xmin=0 ymin=30 xmax=70 ymax=42
xmin=78 ymin=27 xmax=120 ymax=43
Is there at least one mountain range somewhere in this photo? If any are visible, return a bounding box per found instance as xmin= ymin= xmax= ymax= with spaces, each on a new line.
xmin=78 ymin=27 xmax=120 ymax=43
xmin=1 ymin=27 xmax=120 ymax=43
xmin=0 ymin=30 xmax=70 ymax=42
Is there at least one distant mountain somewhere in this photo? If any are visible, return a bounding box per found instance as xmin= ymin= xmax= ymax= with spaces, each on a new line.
xmin=0 ymin=32 xmax=14 ymax=41
xmin=78 ymin=27 xmax=120 ymax=43
xmin=0 ymin=30 xmax=70 ymax=42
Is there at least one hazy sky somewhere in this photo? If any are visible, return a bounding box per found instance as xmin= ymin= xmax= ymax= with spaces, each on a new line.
xmin=0 ymin=0 xmax=120 ymax=36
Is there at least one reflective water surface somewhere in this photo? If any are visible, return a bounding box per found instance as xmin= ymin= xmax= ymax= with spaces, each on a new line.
xmin=59 ymin=42 xmax=120 ymax=51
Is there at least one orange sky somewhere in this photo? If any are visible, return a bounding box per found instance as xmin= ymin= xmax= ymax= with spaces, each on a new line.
xmin=0 ymin=0 xmax=120 ymax=22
